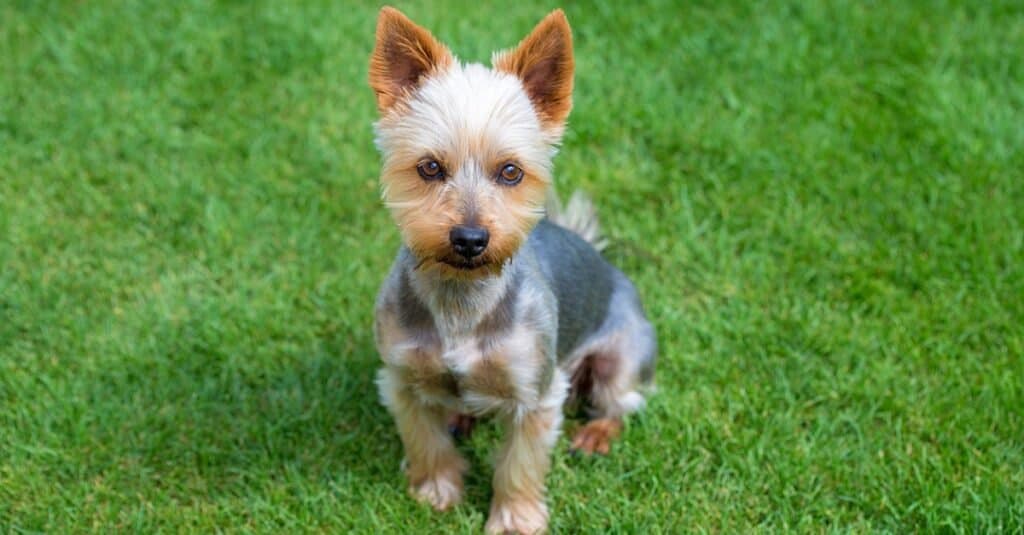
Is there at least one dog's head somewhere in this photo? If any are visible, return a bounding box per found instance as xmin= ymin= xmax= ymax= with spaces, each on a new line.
xmin=370 ymin=7 xmax=573 ymax=278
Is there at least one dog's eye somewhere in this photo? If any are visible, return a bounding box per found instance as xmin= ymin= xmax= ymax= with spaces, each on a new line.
xmin=497 ymin=163 xmax=523 ymax=186
xmin=417 ymin=159 xmax=445 ymax=181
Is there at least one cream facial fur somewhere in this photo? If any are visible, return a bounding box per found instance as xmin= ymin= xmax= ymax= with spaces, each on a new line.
xmin=374 ymin=62 xmax=556 ymax=276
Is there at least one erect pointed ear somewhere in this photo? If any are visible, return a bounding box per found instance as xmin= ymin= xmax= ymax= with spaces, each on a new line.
xmin=493 ymin=9 xmax=574 ymax=131
xmin=369 ymin=7 xmax=453 ymax=113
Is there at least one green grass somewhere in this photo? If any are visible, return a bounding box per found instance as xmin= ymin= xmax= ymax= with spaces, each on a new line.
xmin=2 ymin=0 xmax=1022 ymax=532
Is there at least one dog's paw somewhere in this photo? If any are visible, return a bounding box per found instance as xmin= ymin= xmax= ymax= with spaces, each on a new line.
xmin=485 ymin=497 xmax=548 ymax=534
xmin=569 ymin=418 xmax=622 ymax=456
xmin=409 ymin=470 xmax=463 ymax=511
xmin=447 ymin=413 xmax=477 ymax=440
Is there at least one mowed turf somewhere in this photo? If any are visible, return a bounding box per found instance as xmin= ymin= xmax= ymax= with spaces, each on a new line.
xmin=1 ymin=0 xmax=1022 ymax=532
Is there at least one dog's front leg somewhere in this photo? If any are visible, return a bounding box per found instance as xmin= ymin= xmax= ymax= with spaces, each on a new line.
xmin=377 ymin=367 xmax=467 ymax=511
xmin=486 ymin=375 xmax=566 ymax=535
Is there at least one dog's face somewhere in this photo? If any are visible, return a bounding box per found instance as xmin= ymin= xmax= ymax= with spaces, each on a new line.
xmin=370 ymin=7 xmax=574 ymax=278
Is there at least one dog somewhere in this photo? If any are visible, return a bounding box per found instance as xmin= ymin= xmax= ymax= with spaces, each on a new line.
xmin=369 ymin=7 xmax=656 ymax=534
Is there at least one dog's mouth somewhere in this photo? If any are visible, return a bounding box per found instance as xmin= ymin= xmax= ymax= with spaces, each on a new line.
xmin=440 ymin=258 xmax=488 ymax=271
xmin=412 ymin=254 xmax=502 ymax=277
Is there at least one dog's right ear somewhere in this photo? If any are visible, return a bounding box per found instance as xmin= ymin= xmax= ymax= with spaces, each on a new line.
xmin=369 ymin=7 xmax=453 ymax=113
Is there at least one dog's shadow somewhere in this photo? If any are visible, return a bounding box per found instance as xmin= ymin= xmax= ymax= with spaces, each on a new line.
xmin=87 ymin=324 xmax=404 ymax=505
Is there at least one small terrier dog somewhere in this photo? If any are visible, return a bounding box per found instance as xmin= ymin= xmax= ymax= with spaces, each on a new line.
xmin=369 ymin=7 xmax=656 ymax=534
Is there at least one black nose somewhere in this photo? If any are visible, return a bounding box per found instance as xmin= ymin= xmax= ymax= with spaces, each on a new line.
xmin=449 ymin=225 xmax=489 ymax=259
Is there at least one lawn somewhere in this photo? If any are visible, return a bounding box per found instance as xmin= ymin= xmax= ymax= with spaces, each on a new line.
xmin=1 ymin=0 xmax=1022 ymax=532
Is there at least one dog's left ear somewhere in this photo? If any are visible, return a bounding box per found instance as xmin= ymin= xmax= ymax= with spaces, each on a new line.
xmin=494 ymin=9 xmax=575 ymax=132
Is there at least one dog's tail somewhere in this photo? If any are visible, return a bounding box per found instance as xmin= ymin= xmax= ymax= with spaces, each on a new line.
xmin=545 ymin=189 xmax=607 ymax=251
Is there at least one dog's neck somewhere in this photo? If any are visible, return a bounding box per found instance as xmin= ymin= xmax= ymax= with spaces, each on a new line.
xmin=404 ymin=250 xmax=518 ymax=339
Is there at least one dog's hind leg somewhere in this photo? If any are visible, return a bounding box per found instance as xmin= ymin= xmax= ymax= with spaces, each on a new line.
xmin=567 ymin=275 xmax=656 ymax=455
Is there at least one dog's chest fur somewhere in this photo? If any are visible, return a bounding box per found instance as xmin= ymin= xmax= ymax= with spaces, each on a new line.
xmin=375 ymin=258 xmax=553 ymax=415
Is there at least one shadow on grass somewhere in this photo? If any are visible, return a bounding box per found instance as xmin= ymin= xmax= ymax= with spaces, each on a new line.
xmin=71 ymin=327 xmax=405 ymax=503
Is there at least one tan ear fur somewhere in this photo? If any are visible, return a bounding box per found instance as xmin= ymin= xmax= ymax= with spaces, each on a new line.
xmin=369 ymin=7 xmax=453 ymax=113
xmin=493 ymin=10 xmax=575 ymax=130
